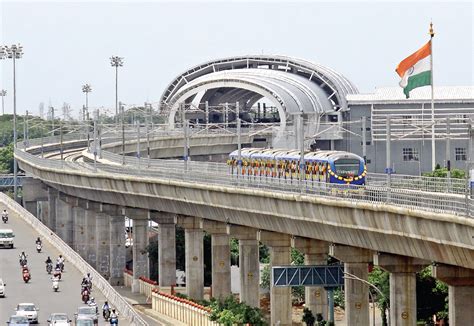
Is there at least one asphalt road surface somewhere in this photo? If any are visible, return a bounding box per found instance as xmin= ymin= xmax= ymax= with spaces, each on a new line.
xmin=0 ymin=205 xmax=131 ymax=326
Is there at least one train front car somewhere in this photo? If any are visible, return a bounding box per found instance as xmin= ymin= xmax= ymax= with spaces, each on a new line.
xmin=327 ymin=152 xmax=366 ymax=185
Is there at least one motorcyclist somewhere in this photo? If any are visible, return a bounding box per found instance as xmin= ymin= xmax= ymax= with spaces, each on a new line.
xmin=87 ymin=297 xmax=98 ymax=313
xmin=57 ymin=255 xmax=65 ymax=271
xmin=102 ymin=301 xmax=111 ymax=320
xmin=85 ymin=272 xmax=93 ymax=290
xmin=35 ymin=237 xmax=42 ymax=246
xmin=51 ymin=274 xmax=60 ymax=290
xmin=22 ymin=265 xmax=31 ymax=280
xmin=1 ymin=209 xmax=8 ymax=222
xmin=109 ymin=309 xmax=118 ymax=325
xmin=19 ymin=252 xmax=27 ymax=265
xmin=45 ymin=256 xmax=52 ymax=264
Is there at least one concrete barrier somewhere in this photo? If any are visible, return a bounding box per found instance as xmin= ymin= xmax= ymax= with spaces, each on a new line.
xmin=124 ymin=269 xmax=133 ymax=287
xmin=139 ymin=276 xmax=158 ymax=300
xmin=0 ymin=193 xmax=148 ymax=326
xmin=151 ymin=290 xmax=222 ymax=326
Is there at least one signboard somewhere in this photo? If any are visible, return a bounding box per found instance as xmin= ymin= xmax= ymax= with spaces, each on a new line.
xmin=272 ymin=265 xmax=344 ymax=287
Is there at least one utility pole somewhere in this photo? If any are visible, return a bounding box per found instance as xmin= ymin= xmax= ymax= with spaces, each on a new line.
xmin=362 ymin=116 xmax=367 ymax=163
xmin=146 ymin=108 xmax=150 ymax=168
xmin=23 ymin=110 xmax=28 ymax=148
xmin=446 ymin=117 xmax=451 ymax=181
xmin=121 ymin=102 xmax=125 ymax=165
xmin=205 ymin=101 xmax=209 ymax=131
xmin=136 ymin=120 xmax=141 ymax=172
xmin=60 ymin=117 xmax=63 ymax=161
xmin=299 ymin=113 xmax=305 ymax=186
xmin=93 ymin=110 xmax=98 ymax=172
xmin=386 ymin=116 xmax=392 ymax=201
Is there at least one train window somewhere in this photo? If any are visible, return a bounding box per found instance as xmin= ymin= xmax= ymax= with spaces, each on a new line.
xmin=334 ymin=159 xmax=360 ymax=177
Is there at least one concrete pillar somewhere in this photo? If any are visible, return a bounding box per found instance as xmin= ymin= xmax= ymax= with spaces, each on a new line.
xmin=228 ymin=225 xmax=260 ymax=308
xmin=375 ymin=253 xmax=427 ymax=326
xmin=73 ymin=206 xmax=87 ymax=257
xmin=178 ymin=215 xmax=204 ymax=300
xmin=432 ymin=264 xmax=474 ymax=326
xmin=95 ymin=213 xmax=111 ymax=279
xmin=132 ymin=218 xmax=149 ymax=292
xmin=150 ymin=212 xmax=176 ymax=288
xmin=293 ymin=237 xmax=329 ymax=320
xmin=109 ymin=215 xmax=126 ymax=285
xmin=84 ymin=208 xmax=97 ymax=269
xmin=203 ymin=220 xmax=231 ymax=300
xmin=260 ymin=231 xmax=292 ymax=326
xmin=55 ymin=198 xmax=74 ymax=246
xmin=47 ymin=188 xmax=58 ymax=231
xmin=24 ymin=201 xmax=38 ymax=217
xmin=330 ymin=245 xmax=373 ymax=326
xmin=22 ymin=177 xmax=47 ymax=218
xmin=38 ymin=201 xmax=49 ymax=224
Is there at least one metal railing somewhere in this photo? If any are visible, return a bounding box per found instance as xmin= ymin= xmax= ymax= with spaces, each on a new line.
xmin=0 ymin=192 xmax=149 ymax=326
xmin=15 ymin=147 xmax=473 ymax=218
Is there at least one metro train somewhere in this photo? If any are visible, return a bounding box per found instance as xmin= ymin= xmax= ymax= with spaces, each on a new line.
xmin=227 ymin=148 xmax=367 ymax=185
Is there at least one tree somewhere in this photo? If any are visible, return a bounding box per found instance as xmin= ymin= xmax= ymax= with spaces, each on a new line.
xmin=368 ymin=267 xmax=390 ymax=325
xmin=209 ymin=295 xmax=267 ymax=325
xmin=0 ymin=144 xmax=14 ymax=173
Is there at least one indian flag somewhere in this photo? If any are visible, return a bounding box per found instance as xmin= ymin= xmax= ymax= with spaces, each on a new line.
xmin=396 ymin=41 xmax=432 ymax=98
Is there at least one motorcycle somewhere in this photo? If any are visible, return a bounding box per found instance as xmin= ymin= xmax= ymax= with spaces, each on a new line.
xmin=1 ymin=214 xmax=7 ymax=223
xmin=53 ymin=269 xmax=62 ymax=280
xmin=81 ymin=288 xmax=90 ymax=304
xmin=22 ymin=270 xmax=30 ymax=283
xmin=58 ymin=261 xmax=64 ymax=272
xmin=103 ymin=308 xmax=111 ymax=321
xmin=110 ymin=316 xmax=118 ymax=325
xmin=46 ymin=263 xmax=53 ymax=274
xmin=36 ymin=243 xmax=42 ymax=253
xmin=52 ymin=279 xmax=59 ymax=292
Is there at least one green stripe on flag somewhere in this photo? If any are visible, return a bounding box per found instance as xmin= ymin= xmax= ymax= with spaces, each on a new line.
xmin=403 ymin=70 xmax=431 ymax=98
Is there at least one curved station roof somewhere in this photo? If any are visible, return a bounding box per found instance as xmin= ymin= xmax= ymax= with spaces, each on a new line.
xmin=160 ymin=55 xmax=358 ymax=127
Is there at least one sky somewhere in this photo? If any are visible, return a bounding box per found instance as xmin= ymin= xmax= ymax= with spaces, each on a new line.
xmin=0 ymin=0 xmax=473 ymax=117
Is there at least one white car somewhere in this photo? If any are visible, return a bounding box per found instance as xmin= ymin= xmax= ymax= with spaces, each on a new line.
xmin=0 ymin=229 xmax=15 ymax=248
xmin=47 ymin=313 xmax=71 ymax=326
xmin=15 ymin=303 xmax=39 ymax=324
xmin=0 ymin=278 xmax=6 ymax=297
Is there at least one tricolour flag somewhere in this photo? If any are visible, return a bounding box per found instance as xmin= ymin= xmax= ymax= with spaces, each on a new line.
xmin=396 ymin=41 xmax=432 ymax=98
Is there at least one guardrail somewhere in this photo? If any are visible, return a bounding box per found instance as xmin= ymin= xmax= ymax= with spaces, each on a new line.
xmin=0 ymin=193 xmax=149 ymax=326
xmin=15 ymin=146 xmax=474 ymax=218
xmin=139 ymin=277 xmax=158 ymax=299
xmin=151 ymin=291 xmax=222 ymax=326
xmin=124 ymin=269 xmax=133 ymax=287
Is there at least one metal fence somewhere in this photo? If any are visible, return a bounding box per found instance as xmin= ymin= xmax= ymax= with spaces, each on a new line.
xmin=15 ymin=147 xmax=473 ymax=218
xmin=0 ymin=192 xmax=149 ymax=326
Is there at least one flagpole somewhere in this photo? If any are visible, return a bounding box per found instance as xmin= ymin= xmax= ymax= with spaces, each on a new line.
xmin=430 ymin=22 xmax=436 ymax=171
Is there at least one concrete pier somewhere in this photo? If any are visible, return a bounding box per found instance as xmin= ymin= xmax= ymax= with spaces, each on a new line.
xmin=375 ymin=253 xmax=427 ymax=326
xmin=228 ymin=225 xmax=260 ymax=308
xmin=293 ymin=237 xmax=329 ymax=320
xmin=109 ymin=215 xmax=125 ymax=285
xmin=178 ymin=215 xmax=204 ymax=300
xmin=260 ymin=231 xmax=292 ymax=326
xmin=55 ymin=198 xmax=74 ymax=246
xmin=22 ymin=177 xmax=47 ymax=217
xmin=151 ymin=211 xmax=176 ymax=288
xmin=47 ymin=187 xmax=58 ymax=231
xmin=72 ymin=206 xmax=87 ymax=257
xmin=95 ymin=212 xmax=110 ymax=279
xmin=203 ymin=220 xmax=231 ymax=300
xmin=131 ymin=218 xmax=150 ymax=292
xmin=330 ymin=245 xmax=372 ymax=326
xmin=84 ymin=205 xmax=98 ymax=269
xmin=432 ymin=264 xmax=474 ymax=326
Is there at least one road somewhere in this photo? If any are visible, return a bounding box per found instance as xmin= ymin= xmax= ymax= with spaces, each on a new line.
xmin=0 ymin=204 xmax=131 ymax=326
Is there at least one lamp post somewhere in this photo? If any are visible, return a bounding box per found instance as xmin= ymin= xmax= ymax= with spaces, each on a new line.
xmin=1 ymin=44 xmax=23 ymax=202
xmin=110 ymin=56 xmax=124 ymax=123
xmin=0 ymin=89 xmax=6 ymax=115
xmin=81 ymin=84 xmax=92 ymax=121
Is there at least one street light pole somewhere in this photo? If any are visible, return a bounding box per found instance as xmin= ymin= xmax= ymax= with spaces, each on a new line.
xmin=1 ymin=44 xmax=23 ymax=202
xmin=0 ymin=89 xmax=6 ymax=115
xmin=82 ymin=84 xmax=92 ymax=121
xmin=110 ymin=56 xmax=124 ymax=124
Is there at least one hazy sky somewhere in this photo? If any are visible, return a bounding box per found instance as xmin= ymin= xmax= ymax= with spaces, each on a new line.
xmin=1 ymin=0 xmax=472 ymax=117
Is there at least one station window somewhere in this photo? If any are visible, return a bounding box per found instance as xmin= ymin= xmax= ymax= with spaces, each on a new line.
xmin=455 ymin=148 xmax=467 ymax=161
xmin=402 ymin=148 xmax=419 ymax=161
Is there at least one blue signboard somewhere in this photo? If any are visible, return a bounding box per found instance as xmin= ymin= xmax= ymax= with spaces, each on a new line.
xmin=272 ymin=265 xmax=344 ymax=287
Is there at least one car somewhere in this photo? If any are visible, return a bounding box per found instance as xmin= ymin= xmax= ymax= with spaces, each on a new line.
xmin=0 ymin=229 xmax=15 ymax=248
xmin=6 ymin=315 xmax=29 ymax=326
xmin=74 ymin=316 xmax=94 ymax=326
xmin=74 ymin=307 xmax=97 ymax=325
xmin=15 ymin=303 xmax=38 ymax=324
xmin=47 ymin=313 xmax=71 ymax=326
xmin=0 ymin=278 xmax=6 ymax=297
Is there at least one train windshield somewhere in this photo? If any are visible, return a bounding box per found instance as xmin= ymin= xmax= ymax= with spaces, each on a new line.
xmin=334 ymin=159 xmax=361 ymax=177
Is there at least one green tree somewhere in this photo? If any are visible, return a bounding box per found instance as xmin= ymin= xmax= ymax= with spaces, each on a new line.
xmin=209 ymin=295 xmax=267 ymax=325
xmin=0 ymin=144 xmax=14 ymax=173
xmin=368 ymin=267 xmax=390 ymax=325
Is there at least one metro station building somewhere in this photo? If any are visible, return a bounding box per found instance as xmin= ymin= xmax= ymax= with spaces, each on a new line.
xmin=160 ymin=55 xmax=474 ymax=175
